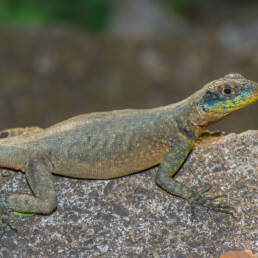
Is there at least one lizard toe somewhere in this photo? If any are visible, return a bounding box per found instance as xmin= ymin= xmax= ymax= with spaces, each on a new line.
xmin=188 ymin=190 xmax=236 ymax=217
xmin=0 ymin=198 xmax=16 ymax=238
xmin=198 ymin=184 xmax=212 ymax=195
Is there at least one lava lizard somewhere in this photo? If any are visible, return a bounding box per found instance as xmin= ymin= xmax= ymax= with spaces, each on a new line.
xmin=0 ymin=73 xmax=257 ymax=236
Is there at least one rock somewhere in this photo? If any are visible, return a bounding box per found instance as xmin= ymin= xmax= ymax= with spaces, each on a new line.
xmin=0 ymin=130 xmax=257 ymax=257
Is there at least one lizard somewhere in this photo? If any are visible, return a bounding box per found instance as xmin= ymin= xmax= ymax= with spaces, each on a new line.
xmin=0 ymin=73 xmax=257 ymax=236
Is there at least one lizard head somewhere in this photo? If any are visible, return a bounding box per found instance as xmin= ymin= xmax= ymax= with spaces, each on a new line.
xmin=193 ymin=73 xmax=258 ymax=126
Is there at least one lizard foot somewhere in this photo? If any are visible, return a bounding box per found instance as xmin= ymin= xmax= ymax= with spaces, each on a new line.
xmin=188 ymin=185 xmax=236 ymax=218
xmin=0 ymin=198 xmax=16 ymax=238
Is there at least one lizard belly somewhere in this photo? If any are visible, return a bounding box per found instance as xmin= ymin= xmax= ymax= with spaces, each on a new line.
xmin=46 ymin=114 xmax=172 ymax=179
xmin=54 ymin=148 xmax=168 ymax=179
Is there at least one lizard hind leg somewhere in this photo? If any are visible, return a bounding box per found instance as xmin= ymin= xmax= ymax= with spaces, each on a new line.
xmin=0 ymin=127 xmax=43 ymax=138
xmin=7 ymin=158 xmax=57 ymax=214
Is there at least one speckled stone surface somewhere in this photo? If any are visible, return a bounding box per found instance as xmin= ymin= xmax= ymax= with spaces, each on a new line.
xmin=0 ymin=130 xmax=257 ymax=257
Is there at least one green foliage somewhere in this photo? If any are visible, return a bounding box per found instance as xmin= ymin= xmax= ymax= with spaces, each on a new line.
xmin=0 ymin=0 xmax=49 ymax=24
xmin=0 ymin=0 xmax=112 ymax=32
xmin=159 ymin=0 xmax=204 ymax=15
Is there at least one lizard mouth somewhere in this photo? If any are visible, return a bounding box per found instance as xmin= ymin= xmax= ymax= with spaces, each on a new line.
xmin=208 ymin=86 xmax=258 ymax=115
xmin=234 ymin=86 xmax=258 ymax=110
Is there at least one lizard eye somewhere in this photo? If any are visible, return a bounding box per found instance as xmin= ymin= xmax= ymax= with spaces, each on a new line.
xmin=218 ymin=84 xmax=235 ymax=96
xmin=223 ymin=86 xmax=232 ymax=95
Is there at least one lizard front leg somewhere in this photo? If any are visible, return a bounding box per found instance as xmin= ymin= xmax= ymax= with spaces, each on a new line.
xmin=0 ymin=157 xmax=57 ymax=236
xmin=155 ymin=142 xmax=235 ymax=216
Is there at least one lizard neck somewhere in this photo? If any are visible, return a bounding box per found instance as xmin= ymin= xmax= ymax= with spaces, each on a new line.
xmin=156 ymin=94 xmax=208 ymax=140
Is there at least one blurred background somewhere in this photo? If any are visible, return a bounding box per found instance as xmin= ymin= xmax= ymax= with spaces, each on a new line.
xmin=0 ymin=0 xmax=257 ymax=132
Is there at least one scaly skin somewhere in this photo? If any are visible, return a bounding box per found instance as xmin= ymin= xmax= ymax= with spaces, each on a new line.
xmin=0 ymin=73 xmax=257 ymax=236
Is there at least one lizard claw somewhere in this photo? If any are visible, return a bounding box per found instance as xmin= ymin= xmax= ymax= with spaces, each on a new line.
xmin=0 ymin=198 xmax=16 ymax=238
xmin=188 ymin=187 xmax=236 ymax=218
